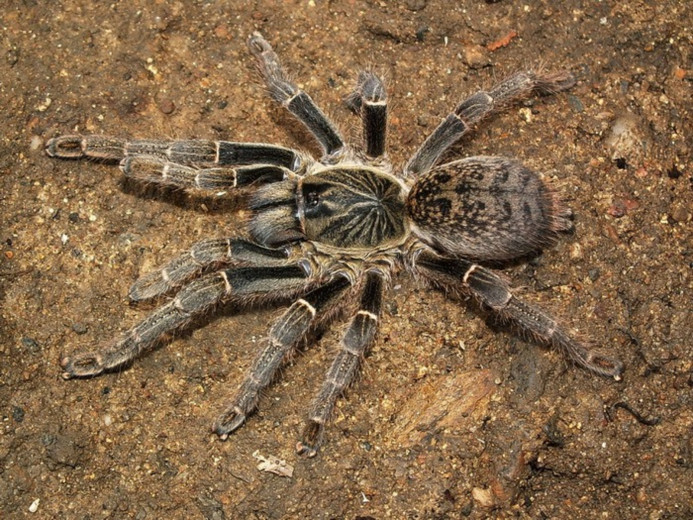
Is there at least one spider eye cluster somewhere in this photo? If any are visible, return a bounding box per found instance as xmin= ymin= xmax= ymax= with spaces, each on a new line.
xmin=299 ymin=167 xmax=407 ymax=249
xmin=305 ymin=190 xmax=320 ymax=208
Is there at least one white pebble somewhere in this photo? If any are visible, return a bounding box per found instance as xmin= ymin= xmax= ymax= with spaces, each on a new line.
xmin=29 ymin=135 xmax=43 ymax=151
xmin=37 ymin=98 xmax=52 ymax=112
xmin=29 ymin=498 xmax=40 ymax=513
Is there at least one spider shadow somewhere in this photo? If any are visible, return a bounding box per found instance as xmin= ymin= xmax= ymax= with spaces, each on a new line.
xmin=121 ymin=284 xmax=352 ymax=382
xmin=52 ymin=153 xmax=249 ymax=215
xmin=438 ymin=285 xmax=566 ymax=380
xmin=431 ymin=247 xmax=581 ymax=366
xmin=90 ymin=293 xmax=305 ymax=380
xmin=118 ymin=176 xmax=248 ymax=215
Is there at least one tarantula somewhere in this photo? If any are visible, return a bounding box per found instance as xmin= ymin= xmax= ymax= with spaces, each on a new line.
xmin=46 ymin=32 xmax=622 ymax=456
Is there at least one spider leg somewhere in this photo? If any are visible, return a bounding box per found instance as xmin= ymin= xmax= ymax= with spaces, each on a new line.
xmin=346 ymin=72 xmax=388 ymax=158
xmin=404 ymin=70 xmax=575 ymax=177
xmin=45 ymin=136 xmax=301 ymax=171
xmin=414 ymin=250 xmax=623 ymax=378
xmin=61 ymin=264 xmax=310 ymax=379
xmin=247 ymin=32 xmax=345 ymax=159
xmin=297 ymin=271 xmax=383 ymax=457
xmin=118 ymin=156 xmax=289 ymax=194
xmin=129 ymin=239 xmax=294 ymax=302
xmin=214 ymin=276 xmax=352 ymax=438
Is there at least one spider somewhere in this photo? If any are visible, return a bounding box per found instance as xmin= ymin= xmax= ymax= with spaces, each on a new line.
xmin=46 ymin=32 xmax=622 ymax=457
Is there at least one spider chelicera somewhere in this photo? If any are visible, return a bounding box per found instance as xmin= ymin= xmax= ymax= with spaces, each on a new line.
xmin=46 ymin=32 xmax=622 ymax=457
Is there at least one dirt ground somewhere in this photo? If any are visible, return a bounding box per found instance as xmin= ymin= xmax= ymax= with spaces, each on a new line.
xmin=1 ymin=0 xmax=691 ymax=518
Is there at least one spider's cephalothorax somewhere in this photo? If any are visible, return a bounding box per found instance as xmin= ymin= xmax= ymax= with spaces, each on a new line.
xmin=46 ymin=32 xmax=622 ymax=457
xmin=251 ymin=165 xmax=409 ymax=250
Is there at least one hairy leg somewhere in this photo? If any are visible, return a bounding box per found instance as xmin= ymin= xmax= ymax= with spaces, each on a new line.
xmin=346 ymin=71 xmax=388 ymax=159
xmin=61 ymin=265 xmax=311 ymax=379
xmin=46 ymin=135 xmax=301 ymax=171
xmin=405 ymin=70 xmax=575 ymax=177
xmin=247 ymin=32 xmax=345 ymax=159
xmin=129 ymin=239 xmax=296 ymax=302
xmin=119 ymin=156 xmax=289 ymax=194
xmin=214 ymin=276 xmax=352 ymax=438
xmin=297 ymin=271 xmax=384 ymax=457
xmin=415 ymin=250 xmax=623 ymax=378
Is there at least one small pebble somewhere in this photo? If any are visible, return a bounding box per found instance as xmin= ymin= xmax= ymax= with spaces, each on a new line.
xmin=13 ymin=406 xmax=25 ymax=423
xmin=36 ymin=97 xmax=52 ymax=112
xmin=636 ymin=487 xmax=648 ymax=504
xmin=158 ymin=98 xmax=175 ymax=115
xmin=7 ymin=47 xmax=19 ymax=66
xmin=607 ymin=197 xmax=639 ymax=218
xmin=462 ymin=45 xmax=490 ymax=69
xmin=623 ymin=198 xmax=640 ymax=211
xmin=472 ymin=486 xmax=494 ymax=507
xmin=29 ymin=499 xmax=40 ymax=513
xmin=669 ymin=205 xmax=689 ymax=224
xmin=607 ymin=202 xmax=626 ymax=218
xmin=406 ymin=0 xmax=427 ymax=11
xmin=29 ymin=135 xmax=43 ymax=150
xmin=569 ymin=242 xmax=584 ymax=260
xmin=567 ymin=95 xmax=584 ymax=113
xmin=72 ymin=322 xmax=88 ymax=335
xmin=21 ymin=336 xmax=40 ymax=353
xmin=214 ymin=24 xmax=230 ymax=39
xmin=415 ymin=25 xmax=429 ymax=42
xmin=606 ymin=113 xmax=647 ymax=166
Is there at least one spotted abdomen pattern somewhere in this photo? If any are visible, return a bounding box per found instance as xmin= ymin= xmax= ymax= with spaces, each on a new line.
xmin=407 ymin=156 xmax=570 ymax=261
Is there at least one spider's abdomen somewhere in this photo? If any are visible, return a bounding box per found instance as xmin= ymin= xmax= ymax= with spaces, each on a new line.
xmin=407 ymin=156 xmax=570 ymax=261
xmin=299 ymin=167 xmax=407 ymax=249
